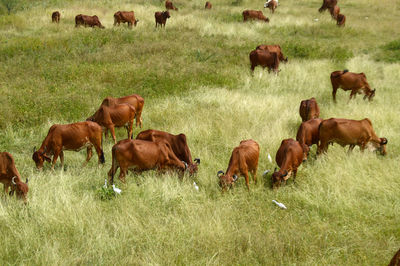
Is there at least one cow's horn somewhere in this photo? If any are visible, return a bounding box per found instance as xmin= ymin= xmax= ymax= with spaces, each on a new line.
xmin=274 ymin=167 xmax=277 ymax=173
xmin=233 ymin=175 xmax=238 ymax=182
xmin=33 ymin=146 xmax=36 ymax=153
xmin=12 ymin=176 xmax=17 ymax=185
xmin=283 ymin=171 xmax=288 ymax=177
xmin=381 ymin=138 xmax=388 ymax=145
xmin=217 ymin=170 xmax=224 ymax=177
xmin=194 ymin=158 xmax=200 ymax=164
xmin=182 ymin=161 xmax=188 ymax=170
xmin=26 ymin=178 xmax=29 ymax=184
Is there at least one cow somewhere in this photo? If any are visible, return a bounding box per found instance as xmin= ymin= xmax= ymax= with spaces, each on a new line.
xmin=318 ymin=0 xmax=337 ymax=13
xmin=155 ymin=11 xmax=171 ymax=28
xmin=75 ymin=14 xmax=105 ymax=28
xmin=299 ymin=97 xmax=320 ymax=122
xmin=242 ymin=10 xmax=269 ymax=23
xmin=329 ymin=5 xmax=340 ymax=19
xmin=217 ymin=139 xmax=259 ymax=191
xmin=249 ymin=49 xmax=279 ymax=74
xmin=271 ymin=139 xmax=305 ymax=189
xmin=256 ymin=44 xmax=288 ymax=62
xmin=136 ymin=129 xmax=200 ymax=174
xmin=389 ymin=248 xmax=400 ymax=266
xmin=165 ymin=0 xmax=178 ymax=11
xmin=32 ymin=121 xmax=105 ymax=170
xmin=205 ymin=1 xmax=212 ymax=9
xmin=296 ymin=118 xmax=324 ymax=156
xmin=330 ymin=70 xmax=375 ymax=102
xmin=52 ymin=11 xmax=60 ymax=23
xmin=108 ymin=139 xmax=191 ymax=184
xmin=0 ymin=152 xmax=29 ymax=203
xmin=264 ymin=0 xmax=278 ymax=13
xmin=87 ymin=103 xmax=136 ymax=144
xmin=114 ymin=11 xmax=139 ymax=28
xmin=337 ymin=13 xmax=346 ymax=26
xmin=317 ymin=118 xmax=387 ymax=155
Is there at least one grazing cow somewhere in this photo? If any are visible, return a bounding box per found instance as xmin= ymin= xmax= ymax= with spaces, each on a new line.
xmin=114 ymin=11 xmax=139 ymax=27
xmin=331 ymin=70 xmax=375 ymax=102
xmin=329 ymin=5 xmax=340 ymax=19
xmin=52 ymin=11 xmax=60 ymax=23
xmin=75 ymin=14 xmax=105 ymax=28
xmin=217 ymin=140 xmax=259 ymax=191
xmin=296 ymin=118 xmax=324 ymax=156
xmin=165 ymin=0 xmax=178 ymax=11
xmin=155 ymin=11 xmax=171 ymax=28
xmin=136 ymin=129 xmax=200 ymax=174
xmin=299 ymin=97 xmax=320 ymax=122
xmin=271 ymin=139 xmax=305 ymax=189
xmin=249 ymin=49 xmax=279 ymax=73
xmin=0 ymin=152 xmax=29 ymax=203
xmin=87 ymin=103 xmax=136 ymax=144
xmin=337 ymin=13 xmax=346 ymax=26
xmin=108 ymin=139 xmax=190 ymax=183
xmin=205 ymin=1 xmax=212 ymax=9
xmin=242 ymin=10 xmax=269 ymax=23
xmin=264 ymin=0 xmax=278 ymax=13
xmin=389 ymin=248 xmax=400 ymax=266
xmin=317 ymin=118 xmax=387 ymax=155
xmin=318 ymin=0 xmax=337 ymax=13
xmin=256 ymin=44 xmax=288 ymax=62
xmin=32 ymin=121 xmax=105 ymax=170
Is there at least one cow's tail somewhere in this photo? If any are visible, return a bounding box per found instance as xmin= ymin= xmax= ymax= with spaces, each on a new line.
xmin=99 ymin=132 xmax=105 ymax=164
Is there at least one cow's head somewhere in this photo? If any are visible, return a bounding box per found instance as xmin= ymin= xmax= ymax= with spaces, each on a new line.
xmin=368 ymin=89 xmax=376 ymax=101
xmin=163 ymin=11 xmax=171 ymax=19
xmin=134 ymin=19 xmax=139 ymax=26
xmin=187 ymin=158 xmax=200 ymax=175
xmin=217 ymin=170 xmax=238 ymax=190
xmin=10 ymin=177 xmax=29 ymax=204
xmin=265 ymin=17 xmax=270 ymax=23
xmin=378 ymin=138 xmax=387 ymax=155
xmin=32 ymin=147 xmax=51 ymax=170
xmin=271 ymin=168 xmax=288 ymax=189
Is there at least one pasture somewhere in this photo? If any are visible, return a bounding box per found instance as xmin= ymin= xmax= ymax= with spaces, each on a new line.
xmin=0 ymin=0 xmax=399 ymax=264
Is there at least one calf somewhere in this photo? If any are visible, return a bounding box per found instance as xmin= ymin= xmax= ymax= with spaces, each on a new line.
xmin=0 ymin=152 xmax=29 ymax=203
xmin=337 ymin=13 xmax=346 ymax=27
xmin=155 ymin=11 xmax=171 ymax=28
xmin=256 ymin=44 xmax=288 ymax=62
xmin=331 ymin=70 xmax=375 ymax=102
xmin=264 ymin=0 xmax=278 ymax=13
xmin=165 ymin=0 xmax=178 ymax=11
xmin=242 ymin=10 xmax=269 ymax=23
xmin=329 ymin=5 xmax=340 ymax=19
xmin=249 ymin=49 xmax=279 ymax=73
xmin=296 ymin=118 xmax=324 ymax=156
xmin=114 ymin=11 xmax=139 ymax=28
xmin=52 ymin=11 xmax=60 ymax=23
xmin=217 ymin=139 xmax=259 ymax=191
xmin=205 ymin=1 xmax=212 ymax=9
xmin=299 ymin=97 xmax=320 ymax=122
xmin=75 ymin=14 xmax=105 ymax=28
xmin=32 ymin=121 xmax=105 ymax=170
xmin=318 ymin=0 xmax=337 ymax=13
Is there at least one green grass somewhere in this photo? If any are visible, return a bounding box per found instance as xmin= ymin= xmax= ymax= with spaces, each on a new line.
xmin=0 ymin=0 xmax=399 ymax=264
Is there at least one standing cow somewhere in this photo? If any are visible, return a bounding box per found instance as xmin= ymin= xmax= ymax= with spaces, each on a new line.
xmin=264 ymin=0 xmax=278 ymax=13
xmin=331 ymin=70 xmax=375 ymax=102
xmin=205 ymin=2 xmax=212 ymax=9
xmin=75 ymin=14 xmax=105 ymax=28
xmin=165 ymin=0 xmax=178 ymax=11
xmin=299 ymin=97 xmax=320 ymax=122
xmin=52 ymin=11 xmax=60 ymax=23
xmin=114 ymin=11 xmax=139 ymax=28
xmin=256 ymin=44 xmax=288 ymax=62
xmin=242 ymin=10 xmax=269 ymax=23
xmin=249 ymin=49 xmax=279 ymax=73
xmin=318 ymin=0 xmax=338 ymax=13
xmin=155 ymin=11 xmax=171 ymax=28
xmin=296 ymin=118 xmax=324 ymax=156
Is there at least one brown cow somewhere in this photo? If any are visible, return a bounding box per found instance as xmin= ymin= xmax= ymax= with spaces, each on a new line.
xmin=205 ymin=1 xmax=212 ymax=9
xmin=256 ymin=44 xmax=288 ymax=62
xmin=136 ymin=129 xmax=200 ymax=174
xmin=75 ymin=14 xmax=105 ymax=28
xmin=52 ymin=11 xmax=60 ymax=23
xmin=217 ymin=139 xmax=259 ymax=191
xmin=296 ymin=118 xmax=324 ymax=156
xmin=242 ymin=10 xmax=269 ymax=23
xmin=87 ymin=103 xmax=136 ymax=144
xmin=108 ymin=139 xmax=190 ymax=184
xmin=155 ymin=11 xmax=171 ymax=28
xmin=331 ymin=70 xmax=375 ymax=102
xmin=271 ymin=139 xmax=305 ymax=189
xmin=0 ymin=152 xmax=29 ymax=203
xmin=249 ymin=49 xmax=279 ymax=73
xmin=317 ymin=118 xmax=387 ymax=155
xmin=389 ymin=248 xmax=400 ymax=266
xmin=165 ymin=0 xmax=178 ymax=11
xmin=329 ymin=5 xmax=340 ymax=19
xmin=318 ymin=0 xmax=337 ymax=13
xmin=114 ymin=11 xmax=139 ymax=28
xmin=337 ymin=13 xmax=346 ymax=26
xmin=32 ymin=121 xmax=105 ymax=170
xmin=299 ymin=97 xmax=320 ymax=122
xmin=264 ymin=0 xmax=278 ymax=13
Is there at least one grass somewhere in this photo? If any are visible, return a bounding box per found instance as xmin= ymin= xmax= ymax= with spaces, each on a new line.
xmin=0 ymin=0 xmax=400 ymax=264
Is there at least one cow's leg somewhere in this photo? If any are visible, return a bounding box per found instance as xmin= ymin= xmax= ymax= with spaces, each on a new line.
xmin=119 ymin=165 xmax=128 ymax=183
xmin=51 ymin=150 xmax=60 ymax=170
xmin=126 ymin=121 xmax=133 ymax=140
xmin=293 ymin=169 xmax=297 ymax=184
xmin=317 ymin=140 xmax=328 ymax=155
xmin=109 ymin=126 xmax=117 ymax=144
xmin=349 ymin=89 xmax=357 ymax=101
xmin=332 ymin=84 xmax=338 ymax=103
xmin=244 ymin=172 xmax=250 ymax=191
xmin=348 ymin=144 xmax=355 ymax=154
xmin=83 ymin=147 xmax=93 ymax=167
xmin=59 ymin=151 xmax=64 ymax=169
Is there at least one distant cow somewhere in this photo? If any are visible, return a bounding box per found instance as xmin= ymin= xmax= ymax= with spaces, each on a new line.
xmin=299 ymin=97 xmax=320 ymax=122
xmin=114 ymin=11 xmax=139 ymax=27
xmin=256 ymin=44 xmax=288 ymax=62
xmin=87 ymin=103 xmax=136 ymax=144
xmin=108 ymin=139 xmax=189 ymax=184
xmin=155 ymin=11 xmax=171 ymax=28
xmin=242 ymin=10 xmax=269 ymax=23
xmin=75 ymin=14 xmax=105 ymax=28
xmin=317 ymin=118 xmax=387 ymax=155
xmin=318 ymin=0 xmax=337 ymax=13
xmin=165 ymin=0 xmax=178 ymax=11
xmin=205 ymin=1 xmax=212 ymax=9
xmin=217 ymin=139 xmax=259 ymax=191
xmin=32 ymin=121 xmax=105 ymax=170
xmin=337 ymin=13 xmax=346 ymax=26
xmin=264 ymin=0 xmax=278 ymax=13
xmin=0 ymin=152 xmax=29 ymax=203
xmin=296 ymin=118 xmax=324 ymax=156
xmin=389 ymin=248 xmax=400 ymax=266
xmin=52 ymin=11 xmax=60 ymax=23
xmin=329 ymin=5 xmax=340 ymax=19
xmin=136 ymin=129 xmax=200 ymax=174
xmin=331 ymin=70 xmax=375 ymax=102
xmin=249 ymin=49 xmax=279 ymax=73
xmin=271 ymin=139 xmax=305 ymax=189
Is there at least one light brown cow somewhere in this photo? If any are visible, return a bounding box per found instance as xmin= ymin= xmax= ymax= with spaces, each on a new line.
xmin=0 ymin=152 xmax=29 ymax=203
xmin=217 ymin=139 xmax=259 ymax=191
xmin=317 ymin=118 xmax=387 ymax=155
xmin=155 ymin=11 xmax=171 ymax=28
xmin=32 ymin=121 xmax=105 ymax=170
xmin=114 ymin=11 xmax=139 ymax=27
xmin=242 ymin=10 xmax=269 ymax=23
xmin=75 ymin=14 xmax=105 ymax=28
xmin=249 ymin=49 xmax=279 ymax=73
xmin=296 ymin=118 xmax=324 ymax=156
xmin=52 ymin=11 xmax=60 ymax=23
xmin=337 ymin=13 xmax=346 ymax=26
xmin=329 ymin=5 xmax=340 ymax=19
xmin=299 ymin=97 xmax=320 ymax=122
xmin=264 ymin=0 xmax=278 ymax=13
xmin=389 ymin=248 xmax=400 ymax=266
xmin=205 ymin=1 xmax=212 ymax=9
xmin=331 ymin=70 xmax=375 ymax=102
xmin=256 ymin=44 xmax=288 ymax=62
xmin=165 ymin=0 xmax=178 ymax=11
xmin=319 ymin=0 xmax=337 ymax=13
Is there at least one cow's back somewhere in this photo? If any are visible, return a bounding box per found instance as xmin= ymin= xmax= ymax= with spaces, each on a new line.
xmin=275 ymin=139 xmax=303 ymax=168
xmin=0 ymin=152 xmax=15 ymax=176
xmin=238 ymin=139 xmax=259 ymax=170
xmin=319 ymin=118 xmax=369 ymax=145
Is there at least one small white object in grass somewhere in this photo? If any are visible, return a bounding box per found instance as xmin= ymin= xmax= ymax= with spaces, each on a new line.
xmin=267 ymin=153 xmax=272 ymax=163
xmin=263 ymin=170 xmax=270 ymax=176
xmin=272 ymin=200 xmax=287 ymax=209
xmin=193 ymin=182 xmax=199 ymax=191
xmin=103 ymin=179 xmax=107 ymax=188
xmin=314 ymin=18 xmax=319 ymax=22
xmin=112 ymin=184 xmax=122 ymax=194
xmin=365 ymin=17 xmax=369 ymax=19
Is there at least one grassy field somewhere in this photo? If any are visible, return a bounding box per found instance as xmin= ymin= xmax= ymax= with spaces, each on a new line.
xmin=0 ymin=0 xmax=399 ymax=264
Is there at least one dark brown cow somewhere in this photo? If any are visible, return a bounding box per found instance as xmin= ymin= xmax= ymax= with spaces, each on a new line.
xmin=256 ymin=44 xmax=288 ymax=62
xmin=271 ymin=139 xmax=305 ymax=189
xmin=165 ymin=0 xmax=178 ymax=11
xmin=329 ymin=5 xmax=340 ymax=19
xmin=296 ymin=118 xmax=324 ymax=156
xmin=389 ymin=248 xmax=400 ymax=266
xmin=155 ymin=11 xmax=171 ymax=28
xmin=52 ymin=11 xmax=60 ymax=23
xmin=299 ymin=97 xmax=320 ymax=122
xmin=114 ymin=11 xmax=139 ymax=27
xmin=32 ymin=121 xmax=105 ymax=170
xmin=136 ymin=129 xmax=200 ymax=174
xmin=217 ymin=139 xmax=259 ymax=191
xmin=264 ymin=0 xmax=278 ymax=13
xmin=75 ymin=14 xmax=105 ymax=28
xmin=0 ymin=152 xmax=29 ymax=203
xmin=318 ymin=0 xmax=337 ymax=13
xmin=205 ymin=1 xmax=212 ymax=9
xmin=108 ymin=139 xmax=190 ymax=184
xmin=331 ymin=70 xmax=375 ymax=102
xmin=87 ymin=103 xmax=136 ymax=144
xmin=242 ymin=10 xmax=269 ymax=23
xmin=337 ymin=13 xmax=346 ymax=26
xmin=317 ymin=118 xmax=387 ymax=155
xmin=249 ymin=49 xmax=279 ymax=73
